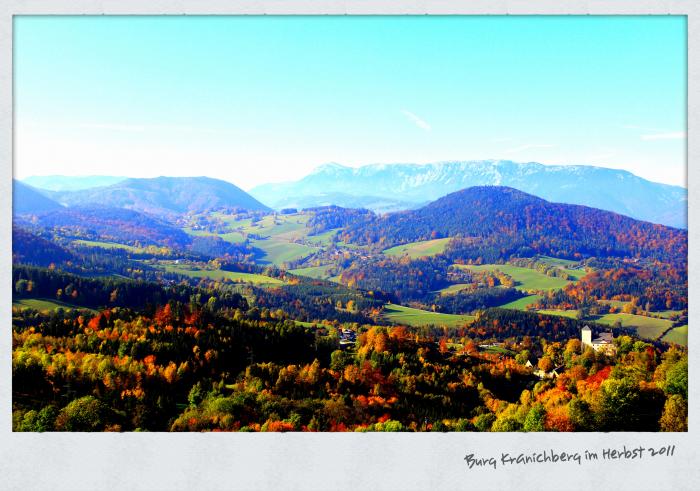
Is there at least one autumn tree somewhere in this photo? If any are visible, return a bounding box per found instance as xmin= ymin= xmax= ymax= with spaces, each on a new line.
xmin=538 ymin=356 xmax=554 ymax=373
xmin=523 ymin=403 xmax=546 ymax=432
xmin=567 ymin=397 xmax=594 ymax=431
xmin=54 ymin=396 xmax=110 ymax=431
xmin=659 ymin=394 xmax=687 ymax=432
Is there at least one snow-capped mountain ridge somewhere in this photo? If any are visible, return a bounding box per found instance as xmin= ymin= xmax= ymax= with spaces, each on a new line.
xmin=249 ymin=160 xmax=686 ymax=228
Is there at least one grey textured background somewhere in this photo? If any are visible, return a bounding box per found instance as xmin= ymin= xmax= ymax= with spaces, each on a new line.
xmin=0 ymin=2 xmax=698 ymax=490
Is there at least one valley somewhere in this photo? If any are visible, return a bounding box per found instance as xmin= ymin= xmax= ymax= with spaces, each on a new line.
xmin=13 ymin=180 xmax=688 ymax=342
xmin=11 ymin=175 xmax=688 ymax=432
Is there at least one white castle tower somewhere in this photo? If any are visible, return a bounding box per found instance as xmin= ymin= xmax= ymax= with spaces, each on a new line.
xmin=581 ymin=325 xmax=592 ymax=348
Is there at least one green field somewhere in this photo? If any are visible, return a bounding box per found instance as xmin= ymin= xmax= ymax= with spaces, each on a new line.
xmin=183 ymin=228 xmax=247 ymax=244
xmin=592 ymin=313 xmax=673 ymax=340
xmin=536 ymin=256 xmax=587 ymax=279
xmin=294 ymin=320 xmax=322 ymax=328
xmin=217 ymin=231 xmax=247 ymax=244
xmin=209 ymin=212 xmax=253 ymax=228
xmin=289 ymin=264 xmax=334 ymax=280
xmin=383 ymin=238 xmax=451 ymax=259
xmin=335 ymin=241 xmax=362 ymax=250
xmin=661 ymin=325 xmax=688 ymax=346
xmin=537 ymin=309 xmax=580 ymax=319
xmin=536 ymin=255 xmax=579 ymax=267
xmin=496 ymin=294 xmax=542 ymax=310
xmin=243 ymin=214 xmax=310 ymax=239
xmin=305 ymin=229 xmax=341 ymax=246
xmin=73 ymin=239 xmax=140 ymax=252
xmin=654 ymin=310 xmax=685 ymax=320
xmin=456 ymin=264 xmax=576 ymax=292
xmin=161 ymin=263 xmax=284 ymax=285
xmin=251 ymin=239 xmax=317 ymax=266
xmin=437 ymin=283 xmax=471 ymax=295
xmin=182 ymin=228 xmax=215 ymax=237
xmin=482 ymin=346 xmax=516 ymax=356
xmin=383 ymin=303 xmax=474 ymax=328
xmin=13 ymin=298 xmax=98 ymax=313
xmin=200 ymin=212 xmax=311 ymax=241
xmin=194 ymin=213 xmax=319 ymax=265
xmin=599 ymin=299 xmax=629 ymax=310
xmin=560 ymin=268 xmax=587 ymax=280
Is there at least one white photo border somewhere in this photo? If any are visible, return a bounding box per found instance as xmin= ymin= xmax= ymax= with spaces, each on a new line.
xmin=0 ymin=1 xmax=697 ymax=490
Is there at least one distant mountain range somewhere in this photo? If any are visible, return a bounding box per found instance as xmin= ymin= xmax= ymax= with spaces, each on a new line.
xmin=19 ymin=160 xmax=687 ymax=228
xmin=13 ymin=180 xmax=64 ymax=215
xmin=22 ymin=175 xmax=127 ymax=191
xmin=249 ymin=160 xmax=687 ymax=228
xmin=35 ymin=176 xmax=270 ymax=217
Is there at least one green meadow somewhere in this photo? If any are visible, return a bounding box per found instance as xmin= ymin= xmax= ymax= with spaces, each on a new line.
xmin=12 ymin=298 xmax=98 ymax=313
xmin=482 ymin=345 xmax=516 ymax=356
xmin=537 ymin=309 xmax=580 ymax=319
xmin=305 ymin=228 xmax=341 ymax=246
xmin=592 ymin=313 xmax=673 ymax=340
xmin=193 ymin=213 xmax=320 ymax=265
xmin=437 ymin=283 xmax=471 ymax=295
xmin=497 ymin=294 xmax=543 ymax=310
xmin=251 ymin=239 xmax=317 ymax=266
xmin=73 ymin=239 xmax=141 ymax=252
xmin=661 ymin=325 xmax=688 ymax=346
xmin=289 ymin=264 xmax=334 ymax=280
xmin=654 ymin=309 xmax=685 ymax=319
xmin=243 ymin=213 xmax=310 ymax=239
xmin=536 ymin=255 xmax=580 ymax=268
xmin=161 ymin=263 xmax=284 ymax=285
xmin=598 ymin=299 xmax=630 ymax=310
xmin=183 ymin=227 xmax=247 ymax=244
xmin=383 ymin=303 xmax=474 ymax=328
xmin=383 ymin=238 xmax=451 ymax=259
xmin=456 ymin=264 xmax=575 ymax=291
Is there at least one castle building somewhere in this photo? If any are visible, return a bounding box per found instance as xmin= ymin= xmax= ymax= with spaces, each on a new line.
xmin=581 ymin=325 xmax=616 ymax=355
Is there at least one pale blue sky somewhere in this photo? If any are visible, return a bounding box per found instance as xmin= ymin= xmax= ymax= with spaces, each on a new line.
xmin=14 ymin=15 xmax=687 ymax=189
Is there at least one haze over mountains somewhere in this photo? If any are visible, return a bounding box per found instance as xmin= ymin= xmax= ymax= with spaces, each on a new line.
xmin=13 ymin=180 xmax=64 ymax=215
xmin=22 ymin=175 xmax=127 ymax=192
xmin=250 ymin=160 xmax=687 ymax=228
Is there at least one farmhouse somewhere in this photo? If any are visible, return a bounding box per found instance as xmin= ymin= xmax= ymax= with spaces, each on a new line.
xmin=581 ymin=325 xmax=616 ymax=355
xmin=534 ymin=364 xmax=563 ymax=380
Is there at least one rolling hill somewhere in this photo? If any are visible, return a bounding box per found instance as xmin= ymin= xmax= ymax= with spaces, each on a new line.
xmin=339 ymin=186 xmax=688 ymax=265
xmin=12 ymin=225 xmax=74 ymax=266
xmin=250 ymin=160 xmax=687 ymax=228
xmin=47 ymin=176 xmax=270 ymax=217
xmin=26 ymin=206 xmax=193 ymax=248
xmin=13 ymin=180 xmax=64 ymax=215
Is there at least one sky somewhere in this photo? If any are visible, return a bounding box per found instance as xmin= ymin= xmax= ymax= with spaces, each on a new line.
xmin=14 ymin=15 xmax=687 ymax=190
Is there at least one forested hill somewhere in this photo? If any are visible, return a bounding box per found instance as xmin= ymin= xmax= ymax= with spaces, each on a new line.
xmin=12 ymin=225 xmax=74 ymax=266
xmin=23 ymin=206 xmax=193 ymax=248
xmin=13 ymin=265 xmax=248 ymax=312
xmin=339 ymin=186 xmax=688 ymax=265
xmin=46 ymin=176 xmax=271 ymax=217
